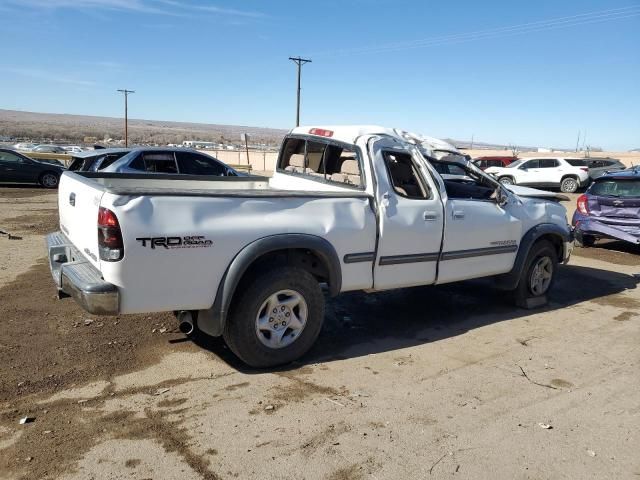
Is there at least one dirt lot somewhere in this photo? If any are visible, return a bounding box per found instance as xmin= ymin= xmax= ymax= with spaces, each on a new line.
xmin=0 ymin=187 xmax=639 ymax=480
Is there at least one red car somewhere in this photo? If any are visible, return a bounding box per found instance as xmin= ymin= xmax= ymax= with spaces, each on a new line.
xmin=473 ymin=156 xmax=518 ymax=170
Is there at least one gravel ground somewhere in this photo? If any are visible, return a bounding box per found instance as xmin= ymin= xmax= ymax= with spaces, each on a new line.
xmin=0 ymin=186 xmax=638 ymax=480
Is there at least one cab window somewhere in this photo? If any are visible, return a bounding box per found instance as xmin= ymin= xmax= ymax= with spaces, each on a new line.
xmin=383 ymin=151 xmax=429 ymax=199
xmin=278 ymin=137 xmax=363 ymax=188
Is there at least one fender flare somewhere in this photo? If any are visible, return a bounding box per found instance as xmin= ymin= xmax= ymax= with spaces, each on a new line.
xmin=197 ymin=234 xmax=342 ymax=337
xmin=495 ymin=223 xmax=571 ymax=290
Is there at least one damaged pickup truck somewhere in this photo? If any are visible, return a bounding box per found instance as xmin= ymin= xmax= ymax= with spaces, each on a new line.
xmin=47 ymin=126 xmax=573 ymax=367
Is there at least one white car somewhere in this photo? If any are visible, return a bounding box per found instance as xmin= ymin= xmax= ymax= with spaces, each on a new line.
xmin=485 ymin=157 xmax=590 ymax=193
xmin=63 ymin=146 xmax=85 ymax=154
xmin=13 ymin=142 xmax=37 ymax=151
xmin=46 ymin=125 xmax=573 ymax=368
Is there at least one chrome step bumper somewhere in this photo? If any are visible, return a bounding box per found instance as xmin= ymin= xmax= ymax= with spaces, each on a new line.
xmin=46 ymin=231 xmax=119 ymax=315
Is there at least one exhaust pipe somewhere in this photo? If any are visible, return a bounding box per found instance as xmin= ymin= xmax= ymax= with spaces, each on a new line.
xmin=177 ymin=311 xmax=195 ymax=336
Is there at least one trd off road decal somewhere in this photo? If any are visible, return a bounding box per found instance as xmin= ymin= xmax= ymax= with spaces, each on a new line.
xmin=490 ymin=240 xmax=517 ymax=246
xmin=136 ymin=236 xmax=213 ymax=249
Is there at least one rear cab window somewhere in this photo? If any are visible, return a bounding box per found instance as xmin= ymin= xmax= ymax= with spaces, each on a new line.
xmin=277 ymin=136 xmax=364 ymax=189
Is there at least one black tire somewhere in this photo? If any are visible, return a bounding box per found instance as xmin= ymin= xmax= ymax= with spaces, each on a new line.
xmin=575 ymin=232 xmax=596 ymax=248
xmin=560 ymin=176 xmax=578 ymax=193
xmin=514 ymin=240 xmax=558 ymax=308
xmin=223 ymin=266 xmax=325 ymax=368
xmin=499 ymin=176 xmax=515 ymax=186
xmin=39 ymin=172 xmax=59 ymax=189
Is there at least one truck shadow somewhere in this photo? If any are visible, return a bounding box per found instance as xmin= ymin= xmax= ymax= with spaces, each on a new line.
xmin=193 ymin=264 xmax=638 ymax=372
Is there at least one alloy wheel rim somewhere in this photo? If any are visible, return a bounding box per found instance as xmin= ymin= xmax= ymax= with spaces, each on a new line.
xmin=255 ymin=289 xmax=308 ymax=349
xmin=529 ymin=256 xmax=553 ymax=295
xmin=43 ymin=174 xmax=57 ymax=187
xmin=563 ymin=179 xmax=576 ymax=192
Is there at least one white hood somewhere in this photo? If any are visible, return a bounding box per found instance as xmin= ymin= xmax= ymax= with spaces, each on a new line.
xmin=506 ymin=185 xmax=569 ymax=202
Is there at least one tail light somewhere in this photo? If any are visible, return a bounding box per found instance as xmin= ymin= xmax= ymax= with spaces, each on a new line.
xmin=98 ymin=207 xmax=124 ymax=261
xmin=580 ymin=167 xmax=589 ymax=172
xmin=576 ymin=194 xmax=589 ymax=215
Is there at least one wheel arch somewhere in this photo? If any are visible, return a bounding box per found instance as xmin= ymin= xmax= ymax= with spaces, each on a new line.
xmin=561 ymin=173 xmax=579 ymax=181
xmin=495 ymin=223 xmax=570 ymax=290
xmin=197 ymin=234 xmax=341 ymax=337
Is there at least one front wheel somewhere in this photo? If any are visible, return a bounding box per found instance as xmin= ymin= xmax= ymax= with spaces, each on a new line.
xmin=499 ymin=176 xmax=514 ymax=186
xmin=39 ymin=172 xmax=59 ymax=189
xmin=560 ymin=177 xmax=579 ymax=193
xmin=223 ymin=266 xmax=325 ymax=368
xmin=514 ymin=240 xmax=558 ymax=308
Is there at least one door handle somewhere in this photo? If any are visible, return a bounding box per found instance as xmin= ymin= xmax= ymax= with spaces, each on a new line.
xmin=423 ymin=211 xmax=438 ymax=221
xmin=69 ymin=193 xmax=76 ymax=207
xmin=452 ymin=210 xmax=465 ymax=219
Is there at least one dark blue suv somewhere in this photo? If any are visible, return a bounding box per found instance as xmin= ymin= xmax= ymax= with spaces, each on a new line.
xmin=572 ymin=169 xmax=640 ymax=247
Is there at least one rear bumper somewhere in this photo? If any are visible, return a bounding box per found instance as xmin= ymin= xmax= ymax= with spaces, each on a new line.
xmin=572 ymin=216 xmax=640 ymax=244
xmin=46 ymin=231 xmax=119 ymax=315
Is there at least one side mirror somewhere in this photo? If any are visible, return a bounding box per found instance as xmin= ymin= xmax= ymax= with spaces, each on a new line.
xmin=519 ymin=166 xmax=527 ymax=170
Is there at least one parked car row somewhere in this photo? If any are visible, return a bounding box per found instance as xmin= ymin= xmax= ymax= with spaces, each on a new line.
xmin=0 ymin=147 xmax=242 ymax=188
xmin=474 ymin=156 xmax=627 ymax=193
xmin=572 ymin=168 xmax=640 ymax=247
xmin=0 ymin=148 xmax=66 ymax=188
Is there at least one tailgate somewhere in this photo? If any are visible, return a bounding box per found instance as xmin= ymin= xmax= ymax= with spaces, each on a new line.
xmin=58 ymin=172 xmax=105 ymax=269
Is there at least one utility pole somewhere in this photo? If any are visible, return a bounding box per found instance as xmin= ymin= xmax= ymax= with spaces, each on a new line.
xmin=575 ymin=130 xmax=581 ymax=152
xmin=117 ymin=89 xmax=135 ymax=147
xmin=289 ymin=57 xmax=311 ymax=127
xmin=470 ymin=134 xmax=474 ymax=149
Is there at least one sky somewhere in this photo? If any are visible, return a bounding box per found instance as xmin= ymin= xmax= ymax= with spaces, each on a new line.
xmin=0 ymin=0 xmax=638 ymax=150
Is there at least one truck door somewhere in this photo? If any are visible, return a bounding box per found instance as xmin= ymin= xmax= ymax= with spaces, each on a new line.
xmin=436 ymin=164 xmax=522 ymax=284
xmin=370 ymin=137 xmax=444 ymax=290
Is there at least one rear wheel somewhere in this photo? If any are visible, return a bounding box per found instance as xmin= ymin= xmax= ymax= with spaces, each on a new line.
xmin=560 ymin=176 xmax=578 ymax=193
xmin=39 ymin=172 xmax=59 ymax=189
xmin=223 ymin=266 xmax=325 ymax=368
xmin=514 ymin=240 xmax=558 ymax=308
xmin=499 ymin=176 xmax=514 ymax=186
xmin=576 ymin=232 xmax=596 ymax=248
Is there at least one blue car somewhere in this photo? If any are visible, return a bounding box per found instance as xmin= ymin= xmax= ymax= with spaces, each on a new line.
xmin=572 ymin=168 xmax=640 ymax=247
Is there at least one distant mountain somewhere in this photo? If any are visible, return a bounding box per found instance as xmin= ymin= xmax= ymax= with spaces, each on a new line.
xmin=0 ymin=109 xmax=288 ymax=146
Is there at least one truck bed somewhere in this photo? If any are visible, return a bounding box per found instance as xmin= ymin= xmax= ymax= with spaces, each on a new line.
xmin=73 ymin=172 xmax=371 ymax=199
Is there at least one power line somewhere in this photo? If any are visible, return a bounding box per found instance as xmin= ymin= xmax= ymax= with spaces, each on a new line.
xmin=311 ymin=6 xmax=640 ymax=57
xmin=289 ymin=57 xmax=312 ymax=127
xmin=117 ymin=89 xmax=135 ymax=147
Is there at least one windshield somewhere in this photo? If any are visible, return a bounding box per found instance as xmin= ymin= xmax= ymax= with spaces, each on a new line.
xmin=506 ymin=159 xmax=525 ymax=168
xmin=412 ymin=146 xmax=500 ymax=189
xmin=591 ymin=179 xmax=640 ymax=198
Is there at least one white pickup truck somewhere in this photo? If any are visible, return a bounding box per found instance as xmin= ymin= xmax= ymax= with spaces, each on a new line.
xmin=47 ymin=126 xmax=573 ymax=367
